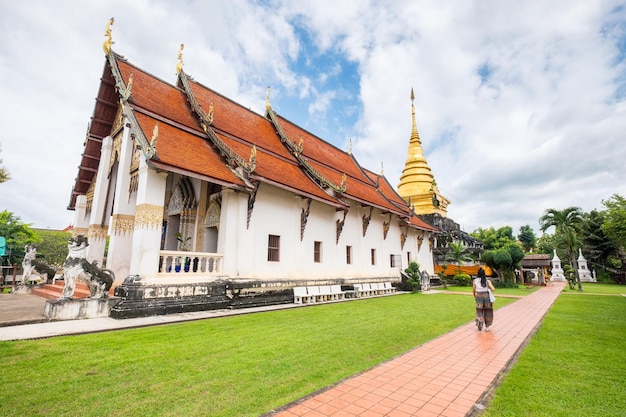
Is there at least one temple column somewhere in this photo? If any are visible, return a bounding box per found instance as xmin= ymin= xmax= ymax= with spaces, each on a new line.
xmin=129 ymin=160 xmax=166 ymax=277
xmin=72 ymin=195 xmax=90 ymax=238
xmin=106 ymin=128 xmax=136 ymax=282
xmin=218 ymin=188 xmax=250 ymax=277
xmin=86 ymin=135 xmax=113 ymax=265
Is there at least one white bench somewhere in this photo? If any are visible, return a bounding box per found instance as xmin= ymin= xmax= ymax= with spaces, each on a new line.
xmin=354 ymin=282 xmax=396 ymax=298
xmin=293 ymin=286 xmax=314 ymax=304
xmin=293 ymin=285 xmax=346 ymax=304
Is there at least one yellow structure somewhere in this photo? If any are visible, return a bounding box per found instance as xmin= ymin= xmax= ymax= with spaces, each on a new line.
xmin=397 ymin=89 xmax=450 ymax=216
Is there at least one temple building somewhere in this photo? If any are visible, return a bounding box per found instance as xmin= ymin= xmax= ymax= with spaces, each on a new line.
xmin=66 ymin=20 xmax=438 ymax=317
xmin=397 ymin=89 xmax=483 ymax=272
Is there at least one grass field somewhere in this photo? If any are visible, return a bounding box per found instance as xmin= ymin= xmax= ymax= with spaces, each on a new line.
xmin=0 ymin=294 xmax=514 ymax=417
xmin=0 ymin=284 xmax=623 ymax=417
xmin=481 ymin=291 xmax=626 ymax=417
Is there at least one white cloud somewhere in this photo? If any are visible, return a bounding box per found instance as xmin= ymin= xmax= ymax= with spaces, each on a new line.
xmin=0 ymin=0 xmax=625 ymax=239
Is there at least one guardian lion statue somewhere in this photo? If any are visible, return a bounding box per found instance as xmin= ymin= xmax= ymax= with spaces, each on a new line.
xmin=21 ymin=245 xmax=56 ymax=285
xmin=60 ymin=235 xmax=114 ymax=299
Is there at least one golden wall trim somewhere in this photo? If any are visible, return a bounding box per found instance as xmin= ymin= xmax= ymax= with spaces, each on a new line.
xmin=135 ymin=204 xmax=164 ymax=230
xmin=111 ymin=214 xmax=135 ymax=236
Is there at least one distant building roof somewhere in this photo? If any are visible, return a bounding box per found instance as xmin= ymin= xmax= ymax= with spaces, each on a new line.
xmin=521 ymin=254 xmax=551 ymax=268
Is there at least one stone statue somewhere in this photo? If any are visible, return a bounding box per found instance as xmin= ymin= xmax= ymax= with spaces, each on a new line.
xmin=420 ymin=270 xmax=431 ymax=292
xmin=21 ymin=245 xmax=56 ymax=285
xmin=60 ymin=235 xmax=114 ymax=299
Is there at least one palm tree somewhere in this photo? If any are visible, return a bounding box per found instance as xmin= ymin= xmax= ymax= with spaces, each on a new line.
xmin=444 ymin=242 xmax=474 ymax=275
xmin=539 ymin=207 xmax=584 ymax=291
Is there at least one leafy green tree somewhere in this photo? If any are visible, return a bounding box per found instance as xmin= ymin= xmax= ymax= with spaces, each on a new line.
xmin=601 ymin=194 xmax=626 ymax=250
xmin=0 ymin=211 xmax=40 ymax=265
xmin=33 ymin=229 xmax=71 ymax=266
xmin=403 ymin=261 xmax=421 ymax=292
xmin=581 ymin=210 xmax=619 ymax=275
xmin=517 ymin=225 xmax=537 ymax=252
xmin=493 ymin=248 xmax=513 ymax=279
xmin=536 ymin=233 xmax=557 ymax=255
xmin=444 ymin=242 xmax=474 ymax=275
xmin=471 ymin=226 xmax=516 ymax=250
xmin=539 ymin=207 xmax=584 ymax=291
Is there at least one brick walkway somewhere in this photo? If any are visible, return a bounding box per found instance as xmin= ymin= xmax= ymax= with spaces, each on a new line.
xmin=268 ymin=282 xmax=566 ymax=417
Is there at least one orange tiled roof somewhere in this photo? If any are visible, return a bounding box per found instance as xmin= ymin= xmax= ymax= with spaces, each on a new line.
xmin=69 ymin=51 xmax=438 ymax=233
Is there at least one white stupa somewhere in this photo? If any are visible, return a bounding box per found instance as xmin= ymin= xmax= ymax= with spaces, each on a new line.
xmin=577 ymin=249 xmax=596 ymax=282
xmin=550 ymin=250 xmax=566 ymax=282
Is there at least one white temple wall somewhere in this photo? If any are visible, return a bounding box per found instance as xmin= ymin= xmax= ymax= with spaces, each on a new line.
xmin=85 ymin=135 xmax=113 ymax=265
xmin=106 ymin=127 xmax=136 ymax=282
xmin=219 ymin=183 xmax=411 ymax=281
xmin=129 ymin=162 xmax=167 ymax=278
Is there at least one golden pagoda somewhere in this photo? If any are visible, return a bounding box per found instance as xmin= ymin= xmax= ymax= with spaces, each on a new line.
xmin=397 ymin=88 xmax=450 ymax=216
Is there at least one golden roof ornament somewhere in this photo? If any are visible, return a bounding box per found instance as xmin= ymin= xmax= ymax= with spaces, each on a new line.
xmin=102 ymin=17 xmax=114 ymax=55
xmin=266 ymin=86 xmax=271 ymax=111
xmin=176 ymin=44 xmax=184 ymax=75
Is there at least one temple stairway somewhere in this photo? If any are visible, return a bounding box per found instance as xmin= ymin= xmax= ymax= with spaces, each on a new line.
xmin=31 ymin=281 xmax=108 ymax=300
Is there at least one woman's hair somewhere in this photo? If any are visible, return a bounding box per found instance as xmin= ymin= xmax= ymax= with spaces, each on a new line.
xmin=478 ymin=267 xmax=487 ymax=287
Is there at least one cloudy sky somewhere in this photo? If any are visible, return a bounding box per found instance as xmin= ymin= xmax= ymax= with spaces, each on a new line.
xmin=1 ymin=1 xmax=625 ymax=237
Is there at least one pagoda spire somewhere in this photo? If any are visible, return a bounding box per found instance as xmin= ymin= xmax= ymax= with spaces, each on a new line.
xmin=397 ymin=88 xmax=450 ymax=216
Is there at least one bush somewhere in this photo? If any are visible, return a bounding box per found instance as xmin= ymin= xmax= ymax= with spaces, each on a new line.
xmin=454 ymin=273 xmax=471 ymax=286
xmin=493 ymin=280 xmax=519 ymax=289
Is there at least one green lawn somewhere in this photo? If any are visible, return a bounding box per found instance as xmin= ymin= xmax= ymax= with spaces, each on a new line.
xmin=444 ymin=284 xmax=541 ymax=296
xmin=481 ymin=292 xmax=626 ymax=417
xmin=561 ymin=281 xmax=626 ymax=294
xmin=1 ymin=287 xmax=622 ymax=417
xmin=0 ymin=294 xmax=514 ymax=417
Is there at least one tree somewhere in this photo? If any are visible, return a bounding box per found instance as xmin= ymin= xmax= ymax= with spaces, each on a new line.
xmin=471 ymin=226 xmax=516 ymax=250
xmin=601 ymin=194 xmax=626 ymax=250
xmin=444 ymin=242 xmax=474 ymax=275
xmin=581 ymin=210 xmax=620 ymax=276
xmin=0 ymin=143 xmax=9 ymax=183
xmin=33 ymin=229 xmax=72 ymax=266
xmin=0 ymin=211 xmax=39 ymax=265
xmin=517 ymin=225 xmax=537 ymax=252
xmin=539 ymin=207 xmax=584 ymax=291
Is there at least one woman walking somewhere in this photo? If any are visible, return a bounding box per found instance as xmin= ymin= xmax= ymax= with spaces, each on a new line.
xmin=473 ymin=267 xmax=495 ymax=331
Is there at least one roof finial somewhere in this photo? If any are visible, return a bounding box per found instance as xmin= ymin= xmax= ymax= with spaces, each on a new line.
xmin=410 ymin=87 xmax=420 ymax=144
xmin=266 ymin=86 xmax=271 ymax=111
xmin=176 ymin=44 xmax=185 ymax=75
xmin=381 ymin=161 xmax=384 ymax=176
xmin=349 ymin=138 xmax=353 ymax=154
xmin=102 ymin=17 xmax=114 ymax=55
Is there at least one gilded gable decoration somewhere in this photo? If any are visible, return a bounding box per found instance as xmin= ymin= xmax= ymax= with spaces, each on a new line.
xmin=400 ymin=224 xmax=408 ymax=250
xmin=247 ymin=182 xmax=260 ymax=229
xmin=336 ymin=209 xmax=348 ymax=244
xmin=176 ymin=43 xmax=184 ymax=75
xmin=102 ymin=17 xmax=114 ymax=55
xmin=362 ymin=206 xmax=373 ymax=237
xmin=300 ymin=198 xmax=312 ymax=241
xmin=111 ymin=105 xmax=125 ymax=136
xmin=383 ymin=213 xmax=392 ymax=240
xmin=265 ymin=96 xmax=347 ymax=194
xmin=176 ymin=54 xmax=256 ymax=178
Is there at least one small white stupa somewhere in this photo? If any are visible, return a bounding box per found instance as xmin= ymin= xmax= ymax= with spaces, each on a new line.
xmin=577 ymin=249 xmax=596 ymax=282
xmin=550 ymin=250 xmax=566 ymax=282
